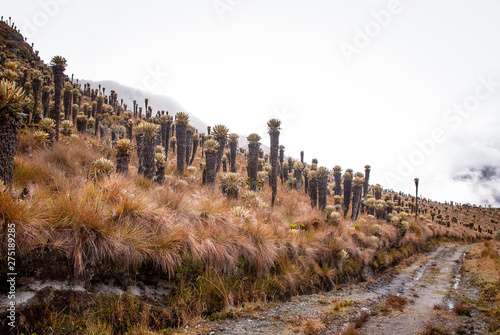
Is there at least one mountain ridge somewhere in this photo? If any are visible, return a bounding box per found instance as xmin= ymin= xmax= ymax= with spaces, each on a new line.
xmin=80 ymin=79 xmax=210 ymax=133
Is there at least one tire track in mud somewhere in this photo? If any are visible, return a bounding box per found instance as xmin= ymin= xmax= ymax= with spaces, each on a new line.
xmin=190 ymin=244 xmax=472 ymax=335
xmin=359 ymin=244 xmax=468 ymax=335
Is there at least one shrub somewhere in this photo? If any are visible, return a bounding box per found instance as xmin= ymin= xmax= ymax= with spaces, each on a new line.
xmin=91 ymin=158 xmax=114 ymax=180
xmin=340 ymin=325 xmax=360 ymax=335
xmin=380 ymin=294 xmax=407 ymax=314
xmin=453 ymin=301 xmax=472 ymax=316
xmin=33 ymin=130 xmax=50 ymax=147
xmin=421 ymin=323 xmax=452 ymax=335
xmin=219 ymin=172 xmax=244 ymax=199
xmin=60 ymin=120 xmax=73 ymax=136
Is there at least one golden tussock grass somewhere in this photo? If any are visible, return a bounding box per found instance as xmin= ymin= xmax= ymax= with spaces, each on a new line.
xmin=462 ymin=241 xmax=500 ymax=332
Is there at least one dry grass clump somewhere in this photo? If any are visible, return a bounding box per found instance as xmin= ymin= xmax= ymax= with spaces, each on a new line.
xmin=301 ymin=319 xmax=325 ymax=335
xmin=0 ymin=187 xmax=48 ymax=259
xmin=154 ymin=184 xmax=189 ymax=211
xmin=195 ymin=196 xmax=227 ymax=223
xmin=379 ymin=294 xmax=407 ymax=314
xmin=14 ymin=158 xmax=73 ymax=203
xmin=453 ymin=300 xmax=472 ymax=316
xmin=14 ymin=155 xmax=58 ymax=187
xmin=17 ymin=129 xmax=46 ymax=153
xmin=134 ymin=174 xmax=154 ymax=190
xmin=44 ymin=141 xmax=95 ymax=176
xmin=480 ymin=240 xmax=499 ymax=259
xmin=340 ymin=325 xmax=361 ymax=335
xmin=420 ymin=322 xmax=452 ymax=335
xmin=463 ymin=241 xmax=500 ymax=332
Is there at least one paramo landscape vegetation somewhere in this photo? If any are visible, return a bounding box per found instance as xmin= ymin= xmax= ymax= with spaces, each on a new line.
xmin=0 ymin=10 xmax=500 ymax=335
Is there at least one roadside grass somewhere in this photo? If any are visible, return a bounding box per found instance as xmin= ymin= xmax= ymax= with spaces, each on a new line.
xmin=378 ymin=294 xmax=407 ymax=315
xmin=462 ymin=241 xmax=500 ymax=332
xmin=420 ymin=322 xmax=452 ymax=335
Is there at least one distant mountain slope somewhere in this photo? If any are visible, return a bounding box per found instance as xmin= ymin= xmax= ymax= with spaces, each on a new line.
xmin=79 ymin=80 xmax=263 ymax=151
xmin=80 ymin=79 xmax=209 ymax=133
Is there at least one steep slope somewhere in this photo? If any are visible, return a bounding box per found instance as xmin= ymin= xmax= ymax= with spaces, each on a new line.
xmin=0 ymin=20 xmax=38 ymax=62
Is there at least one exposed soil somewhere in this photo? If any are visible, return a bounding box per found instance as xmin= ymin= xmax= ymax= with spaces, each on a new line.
xmin=187 ymin=244 xmax=489 ymax=335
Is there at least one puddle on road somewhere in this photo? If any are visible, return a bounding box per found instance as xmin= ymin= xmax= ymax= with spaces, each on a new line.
xmin=452 ymin=252 xmax=465 ymax=290
xmin=445 ymin=297 xmax=455 ymax=311
xmin=445 ymin=251 xmax=466 ymax=312
xmin=413 ymin=260 xmax=430 ymax=282
xmin=453 ymin=274 xmax=461 ymax=290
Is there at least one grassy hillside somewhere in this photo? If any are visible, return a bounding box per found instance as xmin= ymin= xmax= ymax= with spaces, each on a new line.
xmin=0 ymin=21 xmax=37 ymax=63
xmin=0 ymin=19 xmax=499 ymax=334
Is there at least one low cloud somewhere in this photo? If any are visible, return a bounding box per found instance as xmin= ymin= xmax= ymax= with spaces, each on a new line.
xmin=452 ymin=165 xmax=500 ymax=205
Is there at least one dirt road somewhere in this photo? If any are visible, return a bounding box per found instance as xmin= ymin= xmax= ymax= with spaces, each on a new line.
xmin=359 ymin=244 xmax=468 ymax=334
xmin=189 ymin=244 xmax=487 ymax=334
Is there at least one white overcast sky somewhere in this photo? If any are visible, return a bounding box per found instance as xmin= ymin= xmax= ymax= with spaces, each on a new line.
xmin=5 ymin=0 xmax=500 ymax=206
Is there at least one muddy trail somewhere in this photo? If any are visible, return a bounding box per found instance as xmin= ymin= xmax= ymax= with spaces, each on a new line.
xmin=188 ymin=244 xmax=488 ymax=335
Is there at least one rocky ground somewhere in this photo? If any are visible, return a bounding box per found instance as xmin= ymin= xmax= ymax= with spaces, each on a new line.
xmin=185 ymin=243 xmax=489 ymax=335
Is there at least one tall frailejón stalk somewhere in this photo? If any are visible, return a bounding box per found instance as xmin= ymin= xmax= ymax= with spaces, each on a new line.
xmin=374 ymin=184 xmax=382 ymax=200
xmin=414 ymin=177 xmax=419 ymax=216
xmin=175 ymin=112 xmax=189 ymax=174
xmin=303 ymin=168 xmax=309 ymax=194
xmin=63 ymin=82 xmax=72 ymax=120
xmin=279 ymin=145 xmax=285 ymax=184
xmin=155 ymin=146 xmax=166 ymax=185
xmin=0 ymin=79 xmax=26 ymax=186
xmin=142 ymin=123 xmax=160 ymax=180
xmin=30 ymin=70 xmax=42 ymax=124
xmin=333 ymin=165 xmax=342 ymax=196
xmin=185 ymin=125 xmax=194 ymax=165
xmin=203 ymin=139 xmax=219 ymax=187
xmin=351 ymin=175 xmax=364 ymax=221
xmin=294 ymin=162 xmax=304 ymax=193
xmin=49 ymin=56 xmax=67 ymax=141
xmin=134 ymin=123 xmax=145 ymax=175
xmin=189 ymin=132 xmax=199 ymax=165
xmin=229 ymin=133 xmax=238 ymax=173
xmin=309 ymin=170 xmax=318 ymax=208
xmin=41 ymin=85 xmax=51 ymax=118
xmin=247 ymin=133 xmax=261 ymax=192
xmin=317 ymin=167 xmax=329 ymax=211
xmin=267 ymin=118 xmax=281 ymax=206
xmin=115 ymin=139 xmax=132 ymax=174
xmin=160 ymin=114 xmax=172 ymax=160
xmin=342 ymin=171 xmax=352 ymax=218
xmin=95 ymin=95 xmax=103 ymax=137
xmin=213 ymin=124 xmax=229 ymax=173
xmin=363 ymin=165 xmax=371 ymax=200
